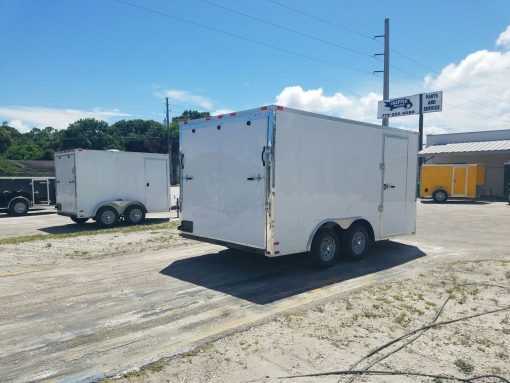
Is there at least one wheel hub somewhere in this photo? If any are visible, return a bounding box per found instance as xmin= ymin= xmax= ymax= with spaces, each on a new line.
xmin=351 ymin=232 xmax=366 ymax=255
xmin=319 ymin=236 xmax=336 ymax=262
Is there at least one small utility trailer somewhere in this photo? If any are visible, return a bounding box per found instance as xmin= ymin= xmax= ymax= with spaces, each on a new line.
xmin=0 ymin=177 xmax=56 ymax=215
xmin=420 ymin=164 xmax=486 ymax=203
xmin=55 ymin=149 xmax=170 ymax=226
xmin=178 ymin=105 xmax=418 ymax=267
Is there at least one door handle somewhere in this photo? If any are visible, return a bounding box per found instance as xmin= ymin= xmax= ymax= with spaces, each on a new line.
xmin=247 ymin=174 xmax=263 ymax=182
xmin=261 ymin=147 xmax=266 ymax=167
xmin=184 ymin=175 xmax=193 ymax=181
xmin=146 ymin=182 xmax=150 ymax=187
xmin=384 ymin=183 xmax=395 ymax=190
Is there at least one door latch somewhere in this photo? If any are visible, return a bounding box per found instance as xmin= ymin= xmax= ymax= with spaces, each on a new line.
xmin=383 ymin=183 xmax=395 ymax=190
xmin=247 ymin=174 xmax=263 ymax=182
xmin=184 ymin=175 xmax=193 ymax=181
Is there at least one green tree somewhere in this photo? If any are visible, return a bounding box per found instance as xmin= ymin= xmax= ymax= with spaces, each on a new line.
xmin=110 ymin=119 xmax=166 ymax=153
xmin=60 ymin=118 xmax=118 ymax=150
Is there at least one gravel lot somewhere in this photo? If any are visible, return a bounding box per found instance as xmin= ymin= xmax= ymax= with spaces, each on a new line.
xmin=0 ymin=201 xmax=509 ymax=382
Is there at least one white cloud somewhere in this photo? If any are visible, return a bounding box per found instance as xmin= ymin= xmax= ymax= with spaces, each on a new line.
xmin=7 ymin=119 xmax=31 ymax=133
xmin=211 ymin=108 xmax=234 ymax=116
xmin=496 ymin=25 xmax=510 ymax=49
xmin=275 ymin=25 xmax=510 ymax=135
xmin=157 ymin=89 xmax=213 ymax=110
xmin=275 ymin=85 xmax=381 ymax=124
xmin=0 ymin=106 xmax=129 ymax=132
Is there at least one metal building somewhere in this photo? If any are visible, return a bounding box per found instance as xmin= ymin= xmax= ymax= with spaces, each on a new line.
xmin=419 ymin=129 xmax=510 ymax=197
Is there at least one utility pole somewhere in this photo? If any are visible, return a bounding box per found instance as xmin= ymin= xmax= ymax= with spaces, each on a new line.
xmin=165 ymin=97 xmax=173 ymax=185
xmin=382 ymin=18 xmax=390 ymax=127
xmin=374 ymin=18 xmax=390 ymax=127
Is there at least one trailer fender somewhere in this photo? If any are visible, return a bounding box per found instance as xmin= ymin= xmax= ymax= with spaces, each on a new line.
xmin=92 ymin=200 xmax=147 ymax=217
xmin=306 ymin=217 xmax=374 ymax=252
xmin=8 ymin=195 xmax=32 ymax=209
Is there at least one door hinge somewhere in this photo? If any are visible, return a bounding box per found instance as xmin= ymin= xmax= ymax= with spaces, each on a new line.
xmin=380 ymin=163 xmax=385 ymax=170
xmin=265 ymin=202 xmax=271 ymax=211
xmin=378 ymin=204 xmax=384 ymax=212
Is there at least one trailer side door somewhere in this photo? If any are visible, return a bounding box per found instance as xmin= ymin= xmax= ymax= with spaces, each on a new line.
xmin=381 ymin=135 xmax=409 ymax=236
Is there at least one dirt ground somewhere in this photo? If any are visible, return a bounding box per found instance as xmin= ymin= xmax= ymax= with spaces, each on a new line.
xmin=115 ymin=258 xmax=510 ymax=383
xmin=1 ymin=201 xmax=509 ymax=382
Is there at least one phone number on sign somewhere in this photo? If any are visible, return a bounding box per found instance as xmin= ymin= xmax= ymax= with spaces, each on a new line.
xmin=381 ymin=110 xmax=418 ymax=118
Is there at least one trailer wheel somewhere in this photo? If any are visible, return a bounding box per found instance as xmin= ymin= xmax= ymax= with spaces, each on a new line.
xmin=71 ymin=217 xmax=89 ymax=224
xmin=342 ymin=224 xmax=369 ymax=261
xmin=433 ymin=189 xmax=448 ymax=203
xmin=96 ymin=206 xmax=119 ymax=227
xmin=9 ymin=199 xmax=29 ymax=216
xmin=310 ymin=229 xmax=340 ymax=268
xmin=125 ymin=205 xmax=146 ymax=225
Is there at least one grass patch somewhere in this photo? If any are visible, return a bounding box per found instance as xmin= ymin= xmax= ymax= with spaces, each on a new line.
xmin=0 ymin=221 xmax=179 ymax=245
xmin=454 ymin=358 xmax=474 ymax=374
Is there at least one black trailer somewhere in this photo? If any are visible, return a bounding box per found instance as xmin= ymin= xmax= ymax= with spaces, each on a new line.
xmin=0 ymin=177 xmax=56 ymax=216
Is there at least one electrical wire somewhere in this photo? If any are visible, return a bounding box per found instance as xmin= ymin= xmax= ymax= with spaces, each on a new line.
xmin=197 ymin=0 xmax=374 ymax=59
xmin=266 ymin=0 xmax=375 ymax=41
xmin=112 ymin=0 xmax=374 ymax=75
xmin=345 ymin=283 xmax=510 ymax=383
xmin=269 ymin=282 xmax=510 ymax=383
xmin=267 ymin=0 xmax=510 ymax=107
xmin=280 ymin=370 xmax=509 ymax=382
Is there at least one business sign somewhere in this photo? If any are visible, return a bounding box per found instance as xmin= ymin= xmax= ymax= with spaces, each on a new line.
xmin=377 ymin=91 xmax=442 ymax=119
xmin=422 ymin=91 xmax=443 ymax=114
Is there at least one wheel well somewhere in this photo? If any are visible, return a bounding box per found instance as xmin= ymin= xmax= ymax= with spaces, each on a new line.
xmin=8 ymin=196 xmax=31 ymax=208
xmin=433 ymin=188 xmax=448 ymax=196
xmin=309 ymin=219 xmax=375 ymax=250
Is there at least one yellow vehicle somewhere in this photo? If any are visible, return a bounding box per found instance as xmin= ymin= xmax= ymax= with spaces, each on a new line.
xmin=420 ymin=164 xmax=486 ymax=202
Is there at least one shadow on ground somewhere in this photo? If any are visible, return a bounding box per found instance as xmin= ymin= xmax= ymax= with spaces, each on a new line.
xmin=160 ymin=240 xmax=425 ymax=305
xmin=38 ymin=218 xmax=170 ymax=234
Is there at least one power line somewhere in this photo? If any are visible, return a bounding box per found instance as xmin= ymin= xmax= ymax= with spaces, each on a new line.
xmin=267 ymin=0 xmax=375 ymax=41
xmin=268 ymin=0 xmax=510 ymax=107
xmin=112 ymin=0 xmax=374 ymax=76
xmin=197 ymin=0 xmax=374 ymax=59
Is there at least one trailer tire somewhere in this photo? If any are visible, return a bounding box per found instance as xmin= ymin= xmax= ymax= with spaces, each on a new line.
xmin=95 ymin=206 xmax=119 ymax=227
xmin=9 ymin=199 xmax=29 ymax=216
xmin=124 ymin=205 xmax=145 ymax=225
xmin=433 ymin=189 xmax=448 ymax=203
xmin=310 ymin=229 xmax=340 ymax=268
xmin=342 ymin=224 xmax=369 ymax=261
xmin=71 ymin=217 xmax=89 ymax=224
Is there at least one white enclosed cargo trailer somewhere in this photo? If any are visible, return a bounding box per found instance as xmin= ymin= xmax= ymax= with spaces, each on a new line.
xmin=55 ymin=149 xmax=170 ymax=226
xmin=178 ymin=105 xmax=418 ymax=266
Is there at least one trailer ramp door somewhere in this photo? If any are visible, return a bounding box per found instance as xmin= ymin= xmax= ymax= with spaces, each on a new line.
xmin=218 ymin=118 xmax=267 ymax=249
xmin=55 ymin=154 xmax=77 ymax=214
xmin=382 ymin=136 xmax=408 ymax=236
xmin=180 ymin=115 xmax=268 ymax=249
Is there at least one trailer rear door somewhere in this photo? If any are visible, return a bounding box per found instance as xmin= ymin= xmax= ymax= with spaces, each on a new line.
xmin=181 ymin=124 xmax=220 ymax=240
xmin=55 ymin=153 xmax=76 ymax=215
xmin=180 ymin=114 xmax=268 ymax=249
xmin=382 ymin=135 xmax=409 ymax=236
xmin=217 ymin=117 xmax=267 ymax=248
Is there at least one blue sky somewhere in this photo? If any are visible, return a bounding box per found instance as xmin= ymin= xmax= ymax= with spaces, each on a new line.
xmin=1 ymin=0 xmax=510 ymax=134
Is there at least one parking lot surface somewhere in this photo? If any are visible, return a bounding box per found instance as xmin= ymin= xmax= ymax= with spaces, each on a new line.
xmin=0 ymin=201 xmax=509 ymax=382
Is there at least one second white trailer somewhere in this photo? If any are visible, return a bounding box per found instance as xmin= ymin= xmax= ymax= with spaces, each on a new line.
xmin=55 ymin=149 xmax=170 ymax=226
xmin=179 ymin=105 xmax=418 ymax=266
